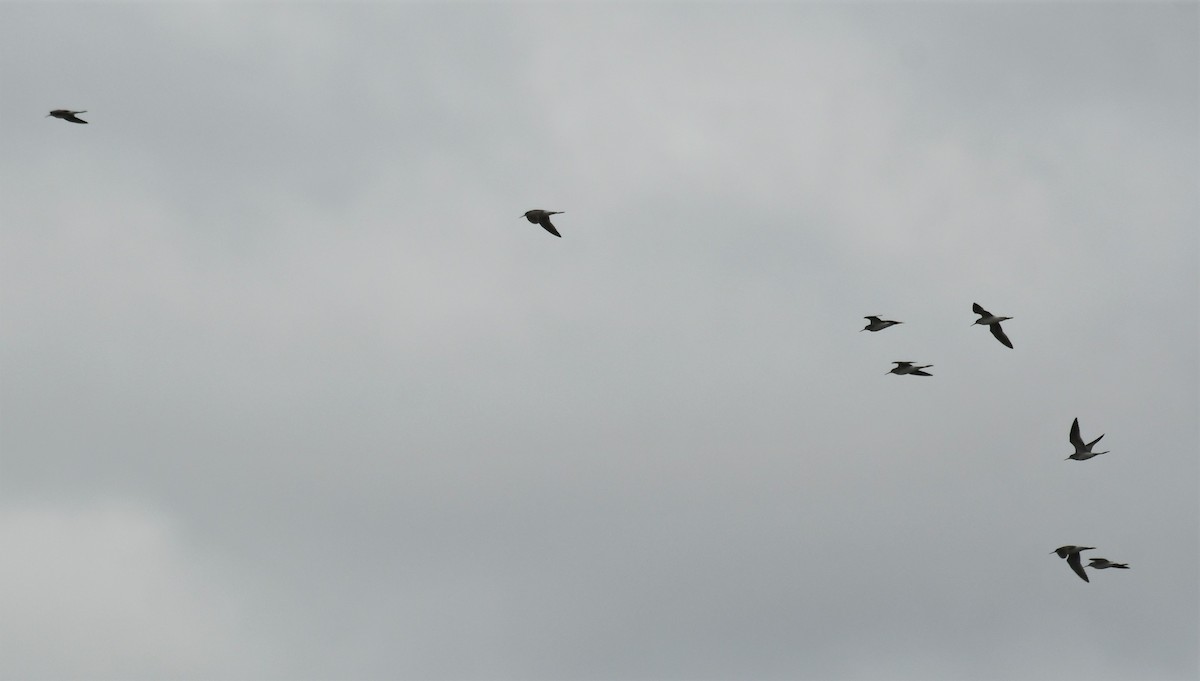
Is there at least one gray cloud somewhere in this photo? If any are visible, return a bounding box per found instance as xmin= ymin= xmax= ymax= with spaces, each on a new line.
xmin=1 ymin=3 xmax=1195 ymax=680
xmin=0 ymin=499 xmax=271 ymax=679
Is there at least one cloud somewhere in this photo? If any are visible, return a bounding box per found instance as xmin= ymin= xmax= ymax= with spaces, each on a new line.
xmin=0 ymin=499 xmax=270 ymax=680
xmin=0 ymin=3 xmax=1195 ymax=679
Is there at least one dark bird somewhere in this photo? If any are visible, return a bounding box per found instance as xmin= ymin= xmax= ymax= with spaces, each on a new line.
xmin=1052 ymin=545 xmax=1095 ymax=582
xmin=1067 ymin=418 xmax=1109 ymax=461
xmin=521 ymin=209 xmax=564 ymax=237
xmin=47 ymin=109 xmax=88 ymax=124
xmin=1087 ymin=558 xmax=1130 ymax=570
xmin=861 ymin=316 xmax=902 ymax=332
xmin=887 ymin=361 xmax=932 ymax=377
xmin=971 ymin=302 xmax=1013 ymax=348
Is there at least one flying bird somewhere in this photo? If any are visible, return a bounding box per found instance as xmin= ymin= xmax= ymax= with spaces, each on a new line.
xmin=887 ymin=361 xmax=932 ymax=377
xmin=521 ymin=209 xmax=564 ymax=237
xmin=1087 ymin=558 xmax=1130 ymax=570
xmin=47 ymin=109 xmax=88 ymax=124
xmin=971 ymin=302 xmax=1013 ymax=348
xmin=861 ymin=316 xmax=902 ymax=332
xmin=1052 ymin=545 xmax=1095 ymax=582
xmin=1067 ymin=418 xmax=1109 ymax=461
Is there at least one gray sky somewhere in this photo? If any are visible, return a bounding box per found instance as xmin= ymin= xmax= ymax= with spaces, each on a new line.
xmin=1 ymin=3 xmax=1196 ymax=680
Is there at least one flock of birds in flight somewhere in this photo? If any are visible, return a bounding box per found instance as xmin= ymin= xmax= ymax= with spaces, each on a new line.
xmin=48 ymin=108 xmax=1127 ymax=584
xmin=861 ymin=301 xmax=1124 ymax=583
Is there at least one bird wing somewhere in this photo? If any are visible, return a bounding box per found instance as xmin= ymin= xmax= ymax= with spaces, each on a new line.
xmin=972 ymin=302 xmax=988 ymax=316
xmin=989 ymin=323 xmax=1013 ymax=348
xmin=1086 ymin=433 xmax=1105 ymax=449
xmin=865 ymin=316 xmax=881 ymax=322
xmin=1067 ymin=552 xmax=1090 ymax=582
xmin=911 ymin=369 xmax=932 ymax=376
xmin=50 ymin=110 xmax=87 ymax=123
xmin=1069 ymin=419 xmax=1083 ymax=449
xmin=538 ymin=217 xmax=561 ymax=237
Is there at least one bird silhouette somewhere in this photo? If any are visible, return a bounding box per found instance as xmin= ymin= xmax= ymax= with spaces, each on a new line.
xmin=861 ymin=316 xmax=902 ymax=332
xmin=47 ymin=109 xmax=88 ymax=124
xmin=1067 ymin=418 xmax=1109 ymax=461
xmin=1052 ymin=545 xmax=1094 ymax=582
xmin=971 ymin=302 xmax=1013 ymax=348
xmin=887 ymin=361 xmax=932 ymax=377
xmin=1087 ymin=558 xmax=1129 ymax=570
xmin=521 ymin=209 xmax=563 ymax=237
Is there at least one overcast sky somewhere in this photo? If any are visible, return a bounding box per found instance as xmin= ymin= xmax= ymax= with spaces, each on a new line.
xmin=1 ymin=2 xmax=1196 ymax=680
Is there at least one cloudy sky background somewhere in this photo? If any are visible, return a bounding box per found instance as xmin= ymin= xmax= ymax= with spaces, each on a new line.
xmin=1 ymin=3 xmax=1196 ymax=679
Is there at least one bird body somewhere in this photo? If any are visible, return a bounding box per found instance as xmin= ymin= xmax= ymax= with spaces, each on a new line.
xmin=48 ymin=109 xmax=88 ymax=124
xmin=887 ymin=361 xmax=932 ymax=377
xmin=1067 ymin=418 xmax=1109 ymax=461
xmin=862 ymin=316 xmax=902 ymax=332
xmin=1087 ymin=558 xmax=1129 ymax=570
xmin=971 ymin=302 xmax=1013 ymax=348
xmin=521 ymin=209 xmax=563 ymax=237
xmin=1052 ymin=545 xmax=1095 ymax=582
